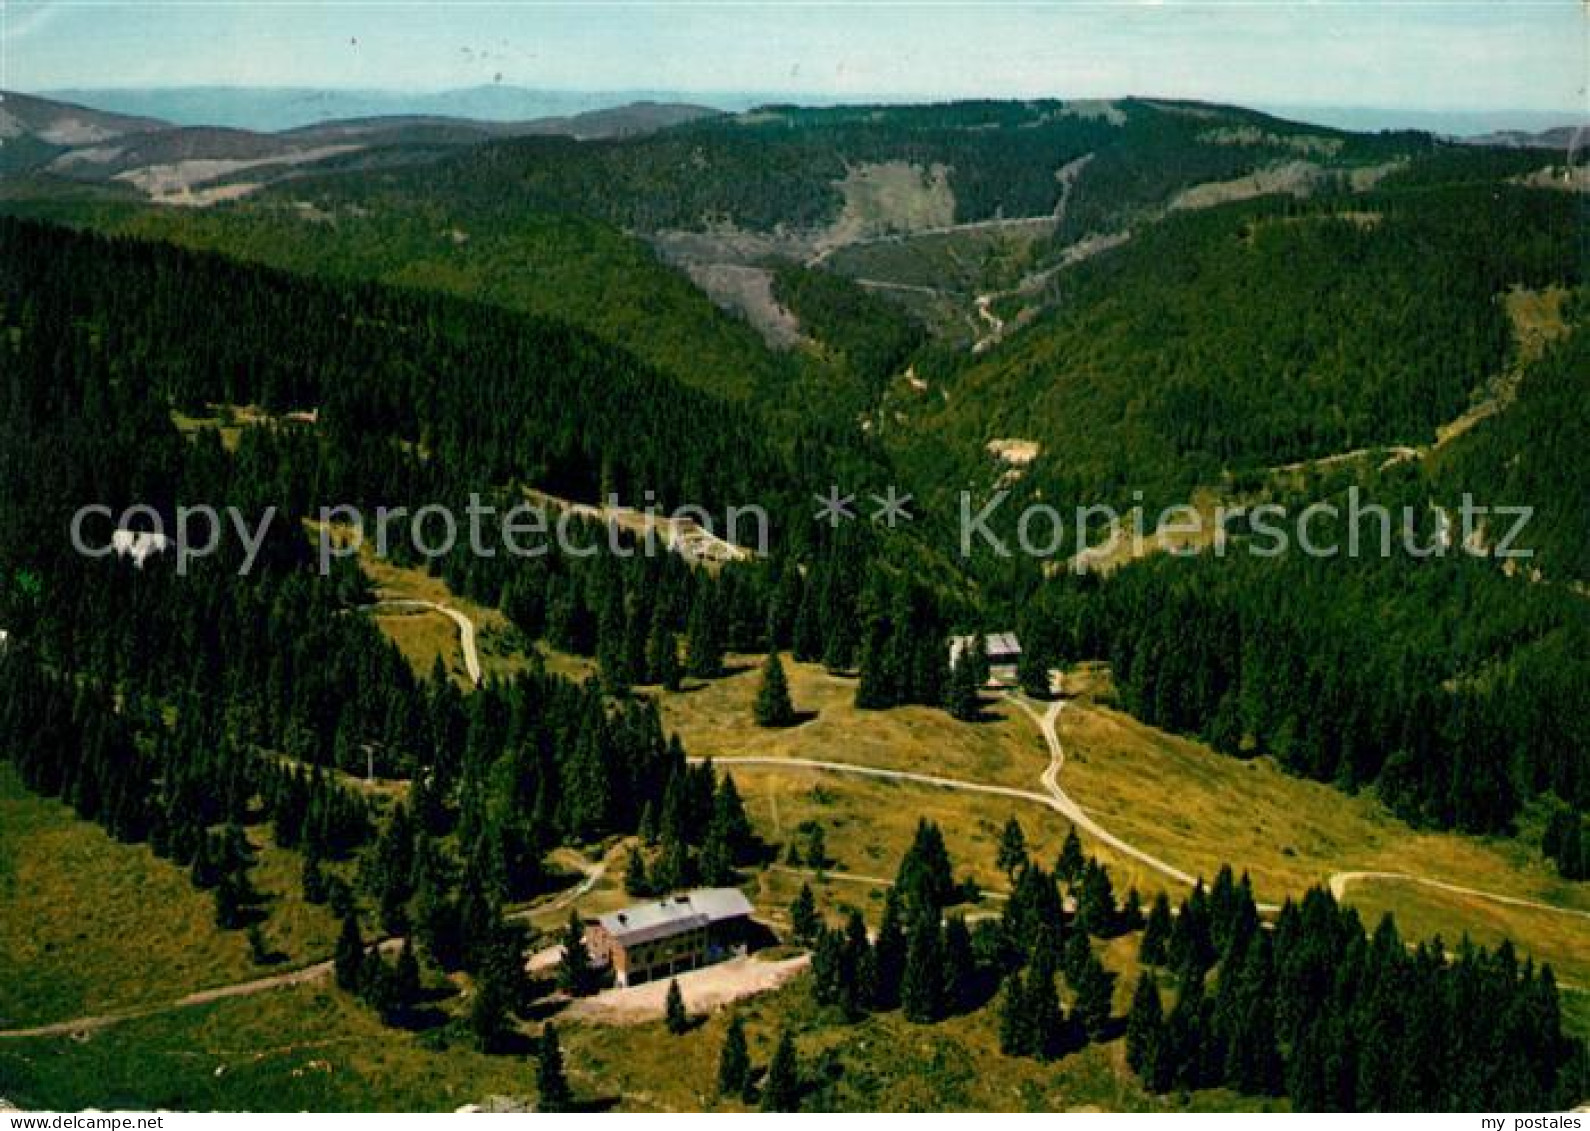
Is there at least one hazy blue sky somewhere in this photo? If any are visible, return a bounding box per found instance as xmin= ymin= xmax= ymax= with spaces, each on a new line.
xmin=4 ymin=1 xmax=1585 ymax=111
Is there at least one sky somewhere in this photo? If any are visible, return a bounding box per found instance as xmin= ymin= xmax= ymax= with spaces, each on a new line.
xmin=2 ymin=1 xmax=1586 ymax=113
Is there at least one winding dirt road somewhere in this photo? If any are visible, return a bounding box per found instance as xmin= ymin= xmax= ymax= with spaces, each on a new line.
xmin=706 ymin=692 xmax=1590 ymax=932
xmin=1328 ymin=871 xmax=1590 ymax=921
xmin=0 ymin=940 xmax=404 ymax=1041
xmin=8 ymin=689 xmax=1585 ymax=1042
xmin=702 ymin=696 xmax=1197 ymax=889
xmin=369 ymin=598 xmax=481 ymax=685
xmin=0 ymin=857 xmax=610 ymax=1041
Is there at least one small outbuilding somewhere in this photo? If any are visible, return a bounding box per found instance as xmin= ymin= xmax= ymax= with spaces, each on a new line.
xmin=948 ymin=631 xmax=1022 ymax=687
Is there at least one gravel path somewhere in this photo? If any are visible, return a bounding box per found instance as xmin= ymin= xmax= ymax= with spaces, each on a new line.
xmin=369 ymin=598 xmax=481 ymax=685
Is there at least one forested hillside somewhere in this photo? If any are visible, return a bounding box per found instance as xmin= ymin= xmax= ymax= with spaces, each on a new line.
xmin=1028 ymin=549 xmax=1589 ymax=835
xmin=317 ymin=99 xmax=1413 ymax=235
xmin=0 ymin=218 xmax=787 ymax=516
xmin=1432 ymin=319 xmax=1590 ymax=581
xmin=0 ymin=197 xmax=801 ymax=409
xmin=0 ymin=215 xmax=807 ymax=1014
xmin=894 ymin=183 xmax=1581 ymax=514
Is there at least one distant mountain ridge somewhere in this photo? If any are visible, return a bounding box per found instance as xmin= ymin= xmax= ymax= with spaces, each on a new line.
xmin=40 ymin=85 xmax=759 ymax=132
xmin=1462 ymin=125 xmax=1584 ymax=152
xmin=1260 ymin=104 xmax=1587 ymax=138
xmin=0 ymin=89 xmax=720 ymax=203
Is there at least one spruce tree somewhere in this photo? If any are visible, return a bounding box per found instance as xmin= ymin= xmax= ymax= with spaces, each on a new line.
xmin=393 ymin=937 xmax=423 ymax=1012
xmin=414 ymin=856 xmax=460 ymax=970
xmin=246 ymin=923 xmax=271 ymax=965
xmin=1076 ymin=858 xmax=1117 ymax=937
xmin=664 ymin=978 xmax=690 ymax=1035
xmin=1140 ymin=891 xmax=1173 ymax=966
xmin=1121 ymin=887 xmax=1146 ymax=931
xmin=655 ymin=823 xmax=695 ymax=892
xmin=716 ymin=775 xmax=754 ymax=854
xmin=1072 ymin=952 xmax=1115 ymax=1041
xmin=871 ymin=891 xmax=907 ymax=1010
xmin=760 ymin=1029 xmax=801 ymax=1112
xmin=685 ymin=591 xmax=723 ymax=679
xmin=700 ymin=776 xmax=752 ymax=885
xmin=717 ymin=1014 xmax=752 ymax=1100
xmin=1164 ymin=965 xmax=1207 ymax=1091
xmin=996 ymin=816 xmax=1028 ymax=880
xmin=361 ymin=946 xmax=398 ymax=1021
xmin=700 ymin=816 xmax=736 ymax=886
xmin=537 ymin=1023 xmax=573 ymax=1112
xmin=1027 ymin=950 xmax=1065 ymax=1060
xmin=941 ymin=914 xmax=975 ymax=1015
xmin=301 ymin=846 xmax=327 ymax=904
xmin=945 ymin=652 xmax=981 ymax=721
xmin=334 ymin=910 xmax=364 ymax=992
xmin=753 ymin=651 xmax=796 ymax=727
xmin=1056 ymin=828 xmax=1085 ymax=884
xmin=1062 ymin=927 xmax=1094 ymax=987
xmin=854 ymin=629 xmax=888 ymax=709
xmin=470 ymin=961 xmax=510 ymax=1052
xmin=368 ymin=802 xmax=416 ymax=936
xmin=998 ymin=969 xmax=1031 ymax=1056
xmin=895 ymin=818 xmax=955 ymax=918
xmin=1558 ymin=818 xmax=1586 ymax=880
xmin=624 ymin=848 xmax=651 ymax=896
xmin=900 ymin=910 xmax=945 ymax=1023
xmin=800 ymin=822 xmax=829 ymax=871
xmin=213 ymin=871 xmax=247 ymax=930
xmin=790 ymin=883 xmax=822 ymax=946
xmin=1167 ymin=884 xmax=1215 ymax=978
xmin=840 ymin=910 xmax=874 ymax=1020
xmin=646 ymin=610 xmax=681 ymax=691
xmin=1126 ymin=972 xmax=1165 ymax=1080
xmin=810 ymin=925 xmax=845 ymax=1009
xmin=1018 ymin=646 xmax=1051 ymax=699
xmin=557 ymin=910 xmax=598 ymax=996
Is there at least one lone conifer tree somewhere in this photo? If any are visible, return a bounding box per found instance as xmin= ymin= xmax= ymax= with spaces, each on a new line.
xmin=393 ymin=937 xmax=423 ymax=1012
xmin=334 ymin=910 xmax=364 ymax=991
xmin=537 ymin=1023 xmax=573 ymax=1112
xmin=717 ymin=1014 xmax=752 ymax=1100
xmin=753 ymin=651 xmax=795 ymax=727
xmin=760 ymin=1029 xmax=801 ymax=1112
xmin=790 ymin=883 xmax=822 ymax=946
xmin=665 ymin=978 xmax=690 ymax=1034
xmin=997 ymin=816 xmax=1028 ymax=879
